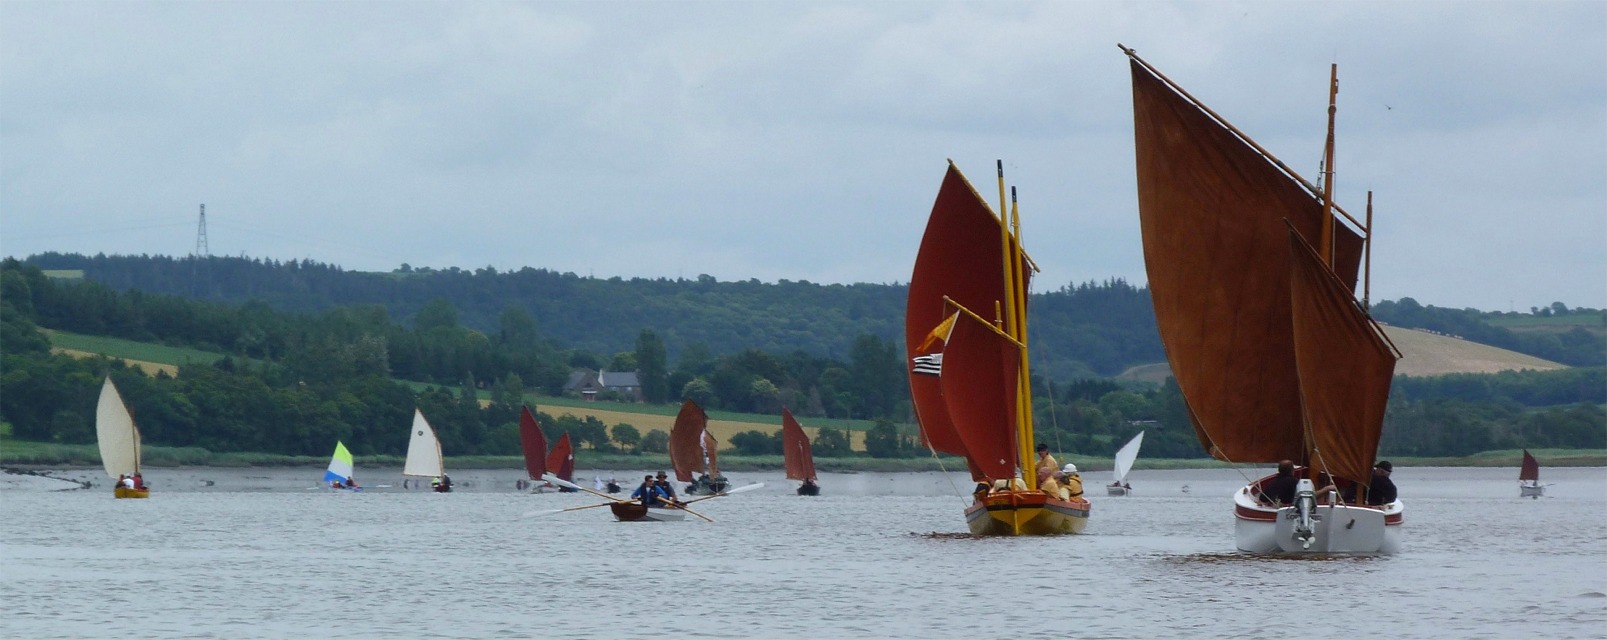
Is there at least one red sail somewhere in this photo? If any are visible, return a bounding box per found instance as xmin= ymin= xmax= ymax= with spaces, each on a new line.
xmin=1129 ymin=58 xmax=1365 ymax=465
xmin=1288 ymin=228 xmax=1398 ymax=486
xmin=906 ymin=163 xmax=1028 ymax=478
xmin=781 ymin=408 xmax=817 ymax=481
xmin=1520 ymin=449 xmax=1540 ymax=482
xmin=546 ymin=433 xmax=575 ymax=483
xmin=937 ymin=311 xmax=1022 ymax=480
xmin=517 ymin=405 xmax=547 ymax=480
xmin=704 ymin=430 xmax=721 ymax=478
xmin=668 ymin=399 xmax=708 ymax=482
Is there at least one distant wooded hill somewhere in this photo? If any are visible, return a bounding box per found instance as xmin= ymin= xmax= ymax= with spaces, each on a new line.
xmin=22 ymin=252 xmax=1605 ymax=375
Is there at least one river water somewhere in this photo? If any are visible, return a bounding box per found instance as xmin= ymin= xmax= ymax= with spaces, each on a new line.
xmin=3 ymin=466 xmax=1603 ymax=639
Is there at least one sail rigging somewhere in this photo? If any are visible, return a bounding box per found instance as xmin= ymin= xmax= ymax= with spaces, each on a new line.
xmin=1112 ymin=432 xmax=1144 ymax=485
xmin=402 ymin=409 xmax=445 ymax=478
xmin=546 ymin=433 xmax=575 ymax=483
xmin=518 ymin=406 xmax=548 ymax=480
xmin=668 ymin=399 xmax=709 ymax=483
xmin=95 ymin=377 xmax=141 ymax=478
xmin=781 ymin=408 xmax=817 ymax=481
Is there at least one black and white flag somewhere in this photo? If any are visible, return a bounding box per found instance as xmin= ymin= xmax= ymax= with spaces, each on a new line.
xmin=911 ymin=353 xmax=943 ymax=376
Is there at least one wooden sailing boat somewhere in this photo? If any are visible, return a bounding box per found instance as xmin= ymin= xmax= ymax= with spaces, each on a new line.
xmin=669 ymin=399 xmax=728 ymax=495
xmin=517 ymin=405 xmax=549 ymax=491
xmin=1107 ymin=431 xmax=1143 ymax=496
xmin=1519 ymin=449 xmax=1545 ymax=498
xmin=96 ymin=377 xmax=149 ymax=499
xmin=906 ymin=161 xmax=1089 ymax=536
xmin=1122 ymin=44 xmax=1402 ymax=552
xmin=403 ymin=408 xmax=451 ymax=493
xmin=781 ymin=408 xmax=820 ymax=496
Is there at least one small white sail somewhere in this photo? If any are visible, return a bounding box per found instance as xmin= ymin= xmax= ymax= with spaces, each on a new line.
xmin=402 ymin=409 xmax=444 ymax=478
xmin=95 ymin=377 xmax=140 ymax=478
xmin=1112 ymin=431 xmax=1144 ymax=485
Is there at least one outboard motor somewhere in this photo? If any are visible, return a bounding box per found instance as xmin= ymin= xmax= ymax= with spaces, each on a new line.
xmin=1293 ymin=479 xmax=1317 ymax=549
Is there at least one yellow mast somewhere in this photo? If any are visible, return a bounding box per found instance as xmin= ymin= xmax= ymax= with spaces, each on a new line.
xmin=995 ymin=161 xmax=1036 ymax=490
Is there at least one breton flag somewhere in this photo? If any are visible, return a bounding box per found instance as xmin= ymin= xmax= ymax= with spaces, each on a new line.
xmin=911 ymin=311 xmax=959 ymax=376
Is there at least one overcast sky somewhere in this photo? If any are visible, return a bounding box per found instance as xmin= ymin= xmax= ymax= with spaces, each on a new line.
xmin=3 ymin=1 xmax=1602 ymax=311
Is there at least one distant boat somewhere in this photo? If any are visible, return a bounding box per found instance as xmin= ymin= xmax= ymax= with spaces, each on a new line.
xmin=323 ymin=441 xmax=360 ymax=491
xmin=96 ymin=377 xmax=149 ymax=499
xmin=781 ymin=408 xmax=820 ymax=496
xmin=1519 ymin=449 xmax=1545 ymax=498
xmin=1123 ymin=45 xmax=1402 ymax=553
xmin=1107 ymin=431 xmax=1144 ymax=496
xmin=403 ymin=409 xmax=451 ymax=493
xmin=670 ymin=399 xmax=728 ymax=495
xmin=546 ymin=433 xmax=576 ymax=493
xmin=609 ymin=500 xmax=690 ymax=523
xmin=516 ymin=406 xmax=576 ymax=493
xmin=906 ymin=161 xmax=1089 ymax=536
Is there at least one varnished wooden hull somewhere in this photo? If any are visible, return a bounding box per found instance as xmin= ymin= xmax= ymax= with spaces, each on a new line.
xmin=114 ymin=487 xmax=149 ymax=499
xmin=964 ymin=490 xmax=1089 ymax=536
xmin=609 ymin=502 xmax=687 ymax=522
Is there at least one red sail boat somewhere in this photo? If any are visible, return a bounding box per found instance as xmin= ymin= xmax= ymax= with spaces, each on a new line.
xmin=906 ymin=161 xmax=1089 ymax=536
xmin=517 ymin=405 xmax=576 ymax=493
xmin=669 ymin=399 xmax=728 ymax=495
xmin=1122 ymin=44 xmax=1402 ymax=552
xmin=781 ymin=408 xmax=820 ymax=496
xmin=546 ymin=433 xmax=576 ymax=492
xmin=1519 ymin=449 xmax=1544 ymax=498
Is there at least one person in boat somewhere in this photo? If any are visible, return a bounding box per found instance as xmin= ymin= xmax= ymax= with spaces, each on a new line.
xmin=1312 ymin=472 xmax=1337 ymax=503
xmin=1058 ymin=463 xmax=1084 ymax=501
xmin=654 ymin=471 xmax=678 ymax=501
xmin=431 ymin=477 xmax=440 ymax=490
xmin=439 ymin=474 xmax=452 ymax=492
xmin=606 ymin=477 xmax=621 ymax=493
xmin=1365 ymin=461 xmax=1397 ymax=506
xmin=1034 ymin=444 xmax=1059 ymax=486
xmin=345 ymin=477 xmax=358 ymax=489
xmin=120 ymin=475 xmax=136 ymax=490
xmin=972 ymin=482 xmax=991 ymax=502
xmin=631 ymin=474 xmax=670 ymax=507
xmin=1259 ymin=460 xmax=1299 ymax=506
xmin=132 ymin=473 xmax=145 ymax=490
xmin=1040 ymin=469 xmax=1062 ymax=497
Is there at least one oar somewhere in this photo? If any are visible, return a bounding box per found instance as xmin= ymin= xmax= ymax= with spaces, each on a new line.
xmin=524 ymin=501 xmax=619 ymax=518
xmin=660 ymin=501 xmax=714 ymax=522
xmin=543 ymin=473 xmax=627 ymax=502
xmin=680 ymin=482 xmax=766 ymax=505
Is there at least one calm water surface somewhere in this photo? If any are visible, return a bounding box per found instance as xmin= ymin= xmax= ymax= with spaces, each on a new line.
xmin=3 ymin=466 xmax=1603 ymax=639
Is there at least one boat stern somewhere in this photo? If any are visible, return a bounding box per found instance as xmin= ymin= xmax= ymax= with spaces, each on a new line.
xmin=964 ymin=490 xmax=1089 ymax=536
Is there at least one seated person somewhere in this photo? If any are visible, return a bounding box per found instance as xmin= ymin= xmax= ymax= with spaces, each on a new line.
xmin=631 ymin=475 xmax=669 ymax=507
xmin=1366 ymin=461 xmax=1397 ymax=505
xmin=1058 ymin=464 xmax=1084 ymax=501
xmin=1258 ymin=460 xmax=1299 ymax=506
xmin=1040 ymin=473 xmax=1062 ymax=497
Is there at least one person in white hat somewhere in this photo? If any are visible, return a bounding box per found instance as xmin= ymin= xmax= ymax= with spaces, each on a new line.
xmin=1055 ymin=463 xmax=1084 ymax=500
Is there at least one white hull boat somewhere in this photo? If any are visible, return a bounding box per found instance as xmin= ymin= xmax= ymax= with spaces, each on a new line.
xmin=1234 ymin=479 xmax=1402 ymax=554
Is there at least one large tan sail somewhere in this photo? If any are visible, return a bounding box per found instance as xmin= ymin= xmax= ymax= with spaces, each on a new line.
xmin=402 ymin=409 xmax=444 ymax=477
xmin=95 ymin=377 xmax=140 ymax=478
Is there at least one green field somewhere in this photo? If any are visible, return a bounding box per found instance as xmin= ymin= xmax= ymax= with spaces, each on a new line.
xmin=45 ymin=330 xmax=227 ymax=366
xmin=41 ymin=269 xmax=84 ymax=279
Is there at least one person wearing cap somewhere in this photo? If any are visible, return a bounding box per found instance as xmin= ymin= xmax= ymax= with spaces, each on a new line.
xmin=1057 ymin=463 xmax=1084 ymax=501
xmin=653 ymin=471 xmax=679 ymax=502
xmin=1035 ymin=444 xmax=1059 ymax=486
xmin=1366 ymin=461 xmax=1397 ymax=505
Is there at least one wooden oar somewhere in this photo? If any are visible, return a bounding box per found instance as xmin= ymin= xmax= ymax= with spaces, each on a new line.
xmin=680 ymin=482 xmax=766 ymax=505
xmin=543 ymin=473 xmax=628 ymax=502
xmin=524 ymin=501 xmax=619 ymax=518
xmin=659 ymin=500 xmax=714 ymax=522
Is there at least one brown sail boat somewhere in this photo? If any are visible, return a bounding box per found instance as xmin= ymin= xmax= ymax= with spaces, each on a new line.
xmin=1519 ymin=449 xmax=1545 ymax=498
xmin=1122 ymin=44 xmax=1402 ymax=552
xmin=781 ymin=408 xmax=820 ymax=496
xmin=669 ymin=399 xmax=728 ymax=495
xmin=906 ymin=161 xmax=1089 ymax=536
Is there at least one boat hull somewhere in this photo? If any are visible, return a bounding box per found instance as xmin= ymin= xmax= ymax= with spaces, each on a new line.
xmin=1106 ymin=484 xmax=1131 ymax=496
xmin=964 ymin=490 xmax=1089 ymax=536
xmin=114 ymin=487 xmax=149 ymax=499
xmin=797 ymin=483 xmax=820 ymax=496
xmin=1520 ymin=484 xmax=1544 ymax=498
xmin=609 ymin=502 xmax=687 ymax=522
xmin=1233 ymin=484 xmax=1402 ymax=554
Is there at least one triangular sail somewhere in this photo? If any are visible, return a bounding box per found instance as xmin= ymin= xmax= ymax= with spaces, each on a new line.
xmin=703 ymin=430 xmax=721 ymax=478
xmin=668 ymin=399 xmax=708 ymax=482
xmin=546 ymin=433 xmax=575 ymax=482
xmin=905 ymin=163 xmax=1029 ymax=479
xmin=518 ymin=406 xmax=548 ymax=480
xmin=1128 ymin=57 xmax=1366 ymax=465
xmin=1112 ymin=431 xmax=1144 ymax=484
xmin=936 ymin=308 xmax=1022 ymax=480
xmin=402 ymin=409 xmax=444 ymax=478
xmin=95 ymin=377 xmax=140 ymax=478
xmin=323 ymin=441 xmax=354 ymax=484
xmin=1287 ymin=228 xmax=1398 ymax=486
xmin=1519 ymin=449 xmax=1540 ymax=482
xmin=781 ymin=408 xmax=816 ymax=481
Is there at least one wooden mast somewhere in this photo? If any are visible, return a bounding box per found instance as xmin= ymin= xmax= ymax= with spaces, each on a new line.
xmin=1320 ymin=63 xmax=1338 ymax=266
xmin=1364 ymin=191 xmax=1374 ymax=310
xmin=1008 ymin=185 xmax=1035 ymax=492
xmin=994 ymin=161 xmax=1032 ymax=489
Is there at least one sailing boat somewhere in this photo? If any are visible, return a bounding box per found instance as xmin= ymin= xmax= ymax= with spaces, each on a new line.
xmin=403 ymin=408 xmax=451 ymax=493
xmin=1122 ymin=45 xmax=1402 ymax=553
xmin=1519 ymin=449 xmax=1545 ymax=498
xmin=669 ymin=399 xmax=728 ymax=495
xmin=96 ymin=377 xmax=149 ymax=499
xmin=546 ymin=433 xmax=576 ymax=493
xmin=323 ymin=441 xmax=360 ymax=491
xmin=781 ymin=408 xmax=820 ymax=496
xmin=517 ymin=405 xmax=548 ymax=491
xmin=1107 ymin=432 xmax=1144 ymax=496
xmin=906 ymin=161 xmax=1089 ymax=536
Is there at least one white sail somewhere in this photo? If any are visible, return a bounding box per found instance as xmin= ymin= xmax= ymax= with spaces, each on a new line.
xmin=402 ymin=409 xmax=444 ymax=477
xmin=1112 ymin=431 xmax=1144 ymax=484
xmin=95 ymin=377 xmax=140 ymax=478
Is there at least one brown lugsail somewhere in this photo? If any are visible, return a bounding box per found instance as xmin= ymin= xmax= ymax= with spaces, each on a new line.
xmin=1288 ymin=228 xmax=1398 ymax=486
xmin=546 ymin=432 xmax=576 ymax=483
xmin=937 ymin=309 xmax=1022 ymax=480
xmin=1519 ymin=449 xmax=1540 ymax=482
xmin=669 ymin=399 xmax=708 ymax=482
xmin=703 ymin=430 xmax=721 ymax=478
xmin=518 ymin=405 xmax=547 ymax=480
xmin=906 ymin=162 xmax=1029 ymax=479
xmin=1129 ymin=57 xmax=1365 ymax=464
xmin=781 ymin=408 xmax=816 ymax=481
